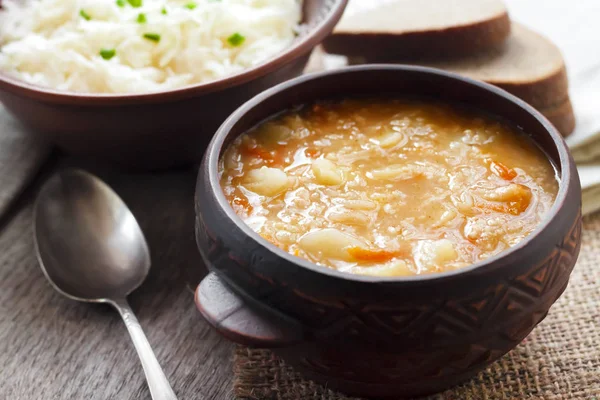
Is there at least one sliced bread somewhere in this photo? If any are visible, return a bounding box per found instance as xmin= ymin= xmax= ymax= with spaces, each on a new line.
xmin=414 ymin=24 xmax=569 ymax=110
xmin=539 ymin=98 xmax=576 ymax=137
xmin=322 ymin=0 xmax=511 ymax=59
xmin=340 ymin=22 xmax=574 ymax=135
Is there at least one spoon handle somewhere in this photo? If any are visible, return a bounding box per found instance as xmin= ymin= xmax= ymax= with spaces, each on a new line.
xmin=112 ymin=298 xmax=178 ymax=400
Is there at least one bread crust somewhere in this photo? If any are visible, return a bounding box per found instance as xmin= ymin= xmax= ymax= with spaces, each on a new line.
xmin=540 ymin=98 xmax=576 ymax=137
xmin=323 ymin=11 xmax=511 ymax=59
xmin=490 ymin=65 xmax=568 ymax=110
xmin=420 ymin=24 xmax=569 ymax=109
xmin=333 ymin=18 xmax=569 ymax=111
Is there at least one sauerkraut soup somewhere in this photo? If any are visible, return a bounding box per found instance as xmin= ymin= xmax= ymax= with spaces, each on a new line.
xmin=219 ymin=99 xmax=559 ymax=277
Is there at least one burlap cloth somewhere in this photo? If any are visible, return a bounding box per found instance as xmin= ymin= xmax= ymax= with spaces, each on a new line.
xmin=233 ymin=213 xmax=600 ymax=400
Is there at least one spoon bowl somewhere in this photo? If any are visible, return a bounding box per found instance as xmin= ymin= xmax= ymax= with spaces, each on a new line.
xmin=34 ymin=169 xmax=150 ymax=302
xmin=34 ymin=168 xmax=177 ymax=400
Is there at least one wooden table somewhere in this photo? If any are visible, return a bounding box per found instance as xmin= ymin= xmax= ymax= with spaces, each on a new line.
xmin=0 ymin=160 xmax=234 ymax=399
xmin=2 ymin=1 xmax=599 ymax=399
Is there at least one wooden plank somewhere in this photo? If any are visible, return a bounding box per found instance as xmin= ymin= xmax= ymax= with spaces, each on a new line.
xmin=0 ymin=165 xmax=234 ymax=399
xmin=0 ymin=106 xmax=49 ymax=220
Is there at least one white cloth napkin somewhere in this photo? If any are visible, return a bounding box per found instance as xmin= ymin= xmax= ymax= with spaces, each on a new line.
xmin=329 ymin=0 xmax=600 ymax=215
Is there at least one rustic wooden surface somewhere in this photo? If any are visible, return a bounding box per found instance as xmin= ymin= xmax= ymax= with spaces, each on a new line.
xmin=0 ymin=161 xmax=235 ymax=399
xmin=0 ymin=106 xmax=49 ymax=220
xmin=0 ymin=31 xmax=333 ymax=400
xmin=2 ymin=1 xmax=599 ymax=399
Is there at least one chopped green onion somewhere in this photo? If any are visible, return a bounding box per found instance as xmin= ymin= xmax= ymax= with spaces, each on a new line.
xmin=227 ymin=32 xmax=246 ymax=47
xmin=184 ymin=2 xmax=197 ymax=9
xmin=116 ymin=0 xmax=125 ymax=7
xmin=127 ymin=0 xmax=142 ymax=8
xmin=79 ymin=9 xmax=91 ymax=21
xmin=99 ymin=49 xmax=116 ymax=60
xmin=137 ymin=13 xmax=147 ymax=23
xmin=143 ymin=33 xmax=161 ymax=42
xmin=161 ymin=7 xmax=167 ymax=14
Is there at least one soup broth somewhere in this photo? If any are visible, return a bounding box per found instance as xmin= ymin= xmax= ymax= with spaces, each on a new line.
xmin=219 ymin=99 xmax=558 ymax=277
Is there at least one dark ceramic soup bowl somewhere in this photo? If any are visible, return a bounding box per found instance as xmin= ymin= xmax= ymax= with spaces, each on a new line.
xmin=194 ymin=65 xmax=582 ymax=398
xmin=0 ymin=0 xmax=347 ymax=170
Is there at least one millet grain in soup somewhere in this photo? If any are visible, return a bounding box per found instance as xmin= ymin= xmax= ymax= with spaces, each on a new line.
xmin=219 ymin=100 xmax=558 ymax=277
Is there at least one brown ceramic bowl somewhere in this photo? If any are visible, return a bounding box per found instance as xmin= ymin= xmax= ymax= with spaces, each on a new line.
xmin=0 ymin=0 xmax=347 ymax=170
xmin=194 ymin=65 xmax=582 ymax=398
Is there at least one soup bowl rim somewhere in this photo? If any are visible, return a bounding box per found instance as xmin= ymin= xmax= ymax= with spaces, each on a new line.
xmin=202 ymin=64 xmax=575 ymax=284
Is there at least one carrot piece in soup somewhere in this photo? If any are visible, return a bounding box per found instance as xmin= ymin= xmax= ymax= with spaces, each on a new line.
xmin=489 ymin=160 xmax=517 ymax=180
xmin=305 ymin=148 xmax=320 ymax=158
xmin=242 ymin=144 xmax=284 ymax=166
xmin=478 ymin=184 xmax=532 ymax=215
xmin=347 ymin=247 xmax=408 ymax=263
xmin=232 ymin=196 xmax=253 ymax=213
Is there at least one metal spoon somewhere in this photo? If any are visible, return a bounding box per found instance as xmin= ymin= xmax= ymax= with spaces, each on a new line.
xmin=33 ymin=169 xmax=178 ymax=400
